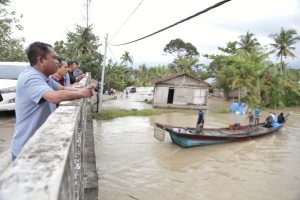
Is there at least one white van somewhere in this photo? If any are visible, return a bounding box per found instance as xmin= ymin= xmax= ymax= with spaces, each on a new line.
xmin=0 ymin=62 xmax=29 ymax=111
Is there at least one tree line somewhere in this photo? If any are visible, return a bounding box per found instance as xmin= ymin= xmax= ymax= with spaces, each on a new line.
xmin=1 ymin=0 xmax=300 ymax=108
xmin=50 ymin=26 xmax=300 ymax=109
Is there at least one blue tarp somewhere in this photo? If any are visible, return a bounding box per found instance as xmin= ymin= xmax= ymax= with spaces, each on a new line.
xmin=230 ymin=103 xmax=248 ymax=115
xmin=271 ymin=122 xmax=283 ymax=127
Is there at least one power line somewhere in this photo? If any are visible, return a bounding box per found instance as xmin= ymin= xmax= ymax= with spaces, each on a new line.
xmin=107 ymin=45 xmax=118 ymax=63
xmin=110 ymin=0 xmax=144 ymax=42
xmin=111 ymin=0 xmax=232 ymax=46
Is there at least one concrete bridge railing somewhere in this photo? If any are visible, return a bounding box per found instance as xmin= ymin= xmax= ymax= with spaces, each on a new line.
xmin=0 ymin=73 xmax=98 ymax=200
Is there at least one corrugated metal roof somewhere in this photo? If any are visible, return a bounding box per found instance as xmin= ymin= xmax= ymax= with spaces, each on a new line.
xmin=204 ymin=77 xmax=216 ymax=84
xmin=152 ymin=73 xmax=207 ymax=85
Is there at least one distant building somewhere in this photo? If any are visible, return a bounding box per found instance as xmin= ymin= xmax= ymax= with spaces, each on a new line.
xmin=204 ymin=77 xmax=247 ymax=100
xmin=152 ymin=73 xmax=209 ymax=109
xmin=204 ymin=77 xmax=216 ymax=94
xmin=204 ymin=77 xmax=216 ymax=85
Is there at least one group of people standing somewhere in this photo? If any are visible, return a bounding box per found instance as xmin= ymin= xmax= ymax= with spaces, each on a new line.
xmin=47 ymin=58 xmax=85 ymax=111
xmin=11 ymin=41 xmax=94 ymax=160
xmin=196 ymin=106 xmax=286 ymax=134
xmin=49 ymin=59 xmax=85 ymax=88
xmin=247 ymin=108 xmax=285 ymax=128
xmin=246 ymin=108 xmax=262 ymax=128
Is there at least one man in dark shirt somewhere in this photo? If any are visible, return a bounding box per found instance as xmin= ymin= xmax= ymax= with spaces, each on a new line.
xmin=67 ymin=61 xmax=77 ymax=84
xmin=277 ymin=113 xmax=285 ymax=123
xmin=196 ymin=108 xmax=205 ymax=133
xmin=67 ymin=61 xmax=85 ymax=84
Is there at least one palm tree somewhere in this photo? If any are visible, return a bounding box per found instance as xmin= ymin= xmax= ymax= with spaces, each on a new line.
xmin=66 ymin=26 xmax=99 ymax=57
xmin=237 ymin=31 xmax=260 ymax=52
xmin=137 ymin=64 xmax=149 ymax=86
xmin=153 ymin=65 xmax=171 ymax=78
xmin=120 ymin=51 xmax=133 ymax=66
xmin=270 ymin=28 xmax=300 ymax=74
xmin=173 ymin=58 xmax=198 ymax=74
xmin=229 ymin=74 xmax=243 ymax=102
xmin=260 ymin=67 xmax=285 ymax=109
xmin=57 ymin=25 xmax=102 ymax=78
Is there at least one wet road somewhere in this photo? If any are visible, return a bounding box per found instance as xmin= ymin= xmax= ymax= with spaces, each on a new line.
xmin=94 ymin=88 xmax=300 ymax=200
xmin=0 ymin=112 xmax=15 ymax=154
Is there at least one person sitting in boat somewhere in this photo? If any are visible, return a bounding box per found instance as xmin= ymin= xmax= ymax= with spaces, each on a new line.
xmin=271 ymin=112 xmax=276 ymax=122
xmin=264 ymin=112 xmax=276 ymax=128
xmin=277 ymin=112 xmax=285 ymax=123
xmin=196 ymin=108 xmax=205 ymax=133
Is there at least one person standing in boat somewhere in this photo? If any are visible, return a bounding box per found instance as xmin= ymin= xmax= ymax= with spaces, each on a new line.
xmin=246 ymin=111 xmax=254 ymax=128
xmin=196 ymin=108 xmax=205 ymax=133
xmin=254 ymin=107 xmax=262 ymax=125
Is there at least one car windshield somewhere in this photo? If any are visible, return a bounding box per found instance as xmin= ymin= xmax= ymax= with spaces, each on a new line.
xmin=0 ymin=64 xmax=28 ymax=79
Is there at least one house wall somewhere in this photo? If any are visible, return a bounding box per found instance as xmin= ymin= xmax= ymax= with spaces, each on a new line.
xmin=153 ymin=74 xmax=209 ymax=109
xmin=173 ymin=87 xmax=207 ymax=105
xmin=173 ymin=87 xmax=190 ymax=105
xmin=193 ymin=89 xmax=207 ymax=105
xmin=153 ymin=86 xmax=169 ymax=104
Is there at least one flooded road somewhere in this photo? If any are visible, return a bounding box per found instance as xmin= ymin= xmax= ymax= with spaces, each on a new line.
xmin=94 ymin=89 xmax=300 ymax=200
xmin=0 ymin=112 xmax=15 ymax=154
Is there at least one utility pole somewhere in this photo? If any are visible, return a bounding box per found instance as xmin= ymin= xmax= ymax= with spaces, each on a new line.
xmin=86 ymin=0 xmax=90 ymax=27
xmin=98 ymin=33 xmax=108 ymax=111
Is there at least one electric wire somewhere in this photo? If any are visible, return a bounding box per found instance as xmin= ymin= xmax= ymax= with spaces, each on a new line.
xmin=111 ymin=0 xmax=232 ymax=46
xmin=110 ymin=0 xmax=144 ymax=42
xmin=107 ymin=45 xmax=118 ymax=64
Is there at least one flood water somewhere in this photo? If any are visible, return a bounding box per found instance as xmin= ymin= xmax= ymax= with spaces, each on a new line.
xmin=94 ymin=88 xmax=300 ymax=200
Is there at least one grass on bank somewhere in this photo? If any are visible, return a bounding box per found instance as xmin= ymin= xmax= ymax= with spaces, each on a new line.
xmin=93 ymin=109 xmax=162 ymax=120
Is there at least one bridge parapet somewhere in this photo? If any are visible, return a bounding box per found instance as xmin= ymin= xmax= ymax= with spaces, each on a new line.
xmin=0 ymin=73 xmax=97 ymax=200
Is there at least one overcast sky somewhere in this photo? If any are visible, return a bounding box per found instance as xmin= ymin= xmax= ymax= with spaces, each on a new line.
xmin=9 ymin=0 xmax=300 ymax=68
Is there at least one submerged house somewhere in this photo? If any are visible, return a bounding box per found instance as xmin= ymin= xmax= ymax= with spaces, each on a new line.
xmin=152 ymin=73 xmax=210 ymax=109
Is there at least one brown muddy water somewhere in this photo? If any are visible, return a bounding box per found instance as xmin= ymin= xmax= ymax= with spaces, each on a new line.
xmin=1 ymin=88 xmax=300 ymax=200
xmin=94 ymin=88 xmax=300 ymax=200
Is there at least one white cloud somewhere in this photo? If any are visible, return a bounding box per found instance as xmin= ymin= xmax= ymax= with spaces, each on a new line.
xmin=9 ymin=0 xmax=300 ymax=68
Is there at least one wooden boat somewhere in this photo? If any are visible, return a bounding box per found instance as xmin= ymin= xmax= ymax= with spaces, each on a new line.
xmin=154 ymin=121 xmax=286 ymax=148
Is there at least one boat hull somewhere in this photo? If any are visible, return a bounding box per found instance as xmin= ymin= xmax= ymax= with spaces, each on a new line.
xmin=156 ymin=122 xmax=285 ymax=148
xmin=169 ymin=132 xmax=228 ymax=147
